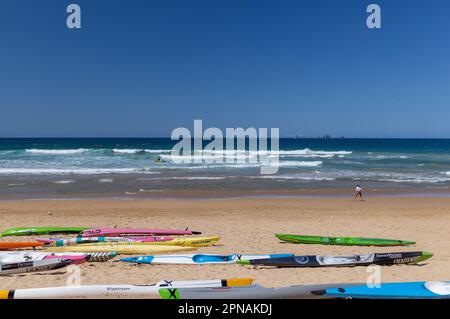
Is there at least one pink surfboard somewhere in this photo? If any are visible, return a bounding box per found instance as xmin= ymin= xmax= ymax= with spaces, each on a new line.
xmin=44 ymin=255 xmax=86 ymax=264
xmin=122 ymin=236 xmax=173 ymax=242
xmin=80 ymin=228 xmax=201 ymax=237
xmin=35 ymin=238 xmax=60 ymax=243
xmin=35 ymin=236 xmax=173 ymax=244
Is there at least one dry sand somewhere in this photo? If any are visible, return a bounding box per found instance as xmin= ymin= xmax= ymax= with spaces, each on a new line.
xmin=0 ymin=197 xmax=449 ymax=293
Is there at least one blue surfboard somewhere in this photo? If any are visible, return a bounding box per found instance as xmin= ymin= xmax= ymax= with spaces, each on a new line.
xmin=323 ymin=281 xmax=450 ymax=299
xmin=120 ymin=253 xmax=294 ymax=265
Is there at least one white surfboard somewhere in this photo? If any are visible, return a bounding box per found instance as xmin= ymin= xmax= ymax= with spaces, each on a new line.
xmin=0 ymin=259 xmax=71 ymax=276
xmin=120 ymin=253 xmax=294 ymax=265
xmin=0 ymin=278 xmax=253 ymax=299
xmin=0 ymin=251 xmax=116 ymax=263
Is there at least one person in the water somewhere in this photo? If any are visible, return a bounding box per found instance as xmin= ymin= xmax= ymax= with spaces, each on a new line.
xmin=353 ymin=184 xmax=364 ymax=201
xmin=154 ymin=156 xmax=165 ymax=163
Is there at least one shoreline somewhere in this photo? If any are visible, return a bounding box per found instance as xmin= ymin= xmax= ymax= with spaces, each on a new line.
xmin=1 ymin=187 xmax=450 ymax=201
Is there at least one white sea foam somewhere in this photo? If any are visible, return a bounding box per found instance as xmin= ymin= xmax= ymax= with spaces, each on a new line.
xmin=143 ymin=149 xmax=171 ymax=153
xmin=21 ymin=148 xmax=175 ymax=155
xmin=231 ymin=164 xmax=262 ymax=169
xmin=0 ymin=168 xmax=155 ymax=175
xmin=159 ymin=160 xmax=322 ymax=169
xmin=160 ymin=154 xmax=254 ymax=162
xmin=275 ymin=161 xmax=323 ymax=167
xmin=253 ymin=175 xmax=335 ymax=181
xmin=98 ymin=178 xmax=114 ymax=183
xmin=376 ymin=177 xmax=450 ymax=183
xmin=26 ymin=149 xmax=88 ymax=155
xmin=351 ymin=172 xmax=450 ymax=184
xmin=163 ymin=164 xmax=259 ymax=170
xmin=250 ymin=170 xmax=450 ymax=184
xmin=53 ymin=180 xmax=75 ymax=184
xmin=275 ymin=148 xmax=351 ymax=156
xmin=112 ymin=149 xmax=142 ymax=154
xmin=374 ymin=155 xmax=409 ymax=159
xmin=160 ymin=153 xmax=324 ymax=166
xmin=161 ymin=148 xmax=349 ymax=159
xmin=157 ymin=176 xmax=227 ymax=180
xmin=112 ymin=149 xmax=170 ymax=154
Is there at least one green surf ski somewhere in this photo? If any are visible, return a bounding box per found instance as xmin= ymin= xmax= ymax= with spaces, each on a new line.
xmin=1 ymin=227 xmax=89 ymax=237
xmin=275 ymin=234 xmax=415 ymax=246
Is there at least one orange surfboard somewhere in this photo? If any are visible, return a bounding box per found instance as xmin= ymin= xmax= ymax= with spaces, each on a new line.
xmin=0 ymin=242 xmax=44 ymax=250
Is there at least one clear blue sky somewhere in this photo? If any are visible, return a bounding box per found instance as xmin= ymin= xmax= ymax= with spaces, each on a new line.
xmin=1 ymin=0 xmax=449 ymax=138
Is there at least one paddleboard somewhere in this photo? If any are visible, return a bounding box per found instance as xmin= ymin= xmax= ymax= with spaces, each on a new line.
xmin=1 ymin=227 xmax=88 ymax=237
xmin=81 ymin=228 xmax=201 ymax=237
xmin=46 ymin=244 xmax=197 ymax=254
xmin=237 ymin=251 xmax=432 ymax=267
xmin=0 ymin=251 xmax=116 ymax=263
xmin=321 ymin=281 xmax=450 ymax=299
xmin=275 ymin=234 xmax=415 ymax=246
xmin=81 ymin=236 xmax=219 ymax=248
xmin=37 ymin=236 xmax=173 ymax=246
xmin=0 ymin=278 xmax=253 ymax=299
xmin=121 ymin=253 xmax=294 ymax=265
xmin=0 ymin=242 xmax=44 ymax=250
xmin=0 ymin=259 xmax=71 ymax=276
xmin=159 ymin=283 xmax=363 ymax=299
xmin=43 ymin=255 xmax=86 ymax=264
xmin=51 ymin=252 xmax=117 ymax=262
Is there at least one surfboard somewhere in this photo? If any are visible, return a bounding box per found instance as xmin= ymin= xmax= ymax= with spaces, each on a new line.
xmin=121 ymin=254 xmax=294 ymax=265
xmin=37 ymin=236 xmax=173 ymax=246
xmin=0 ymin=251 xmax=116 ymax=263
xmin=81 ymin=228 xmax=201 ymax=237
xmin=237 ymin=251 xmax=432 ymax=267
xmin=0 ymin=259 xmax=72 ymax=276
xmin=159 ymin=283 xmax=363 ymax=299
xmin=0 ymin=278 xmax=253 ymax=299
xmin=1 ymin=227 xmax=88 ymax=237
xmin=321 ymin=281 xmax=450 ymax=299
xmin=46 ymin=244 xmax=197 ymax=254
xmin=275 ymin=234 xmax=415 ymax=246
xmin=0 ymin=242 xmax=44 ymax=250
xmin=80 ymin=236 xmax=219 ymax=248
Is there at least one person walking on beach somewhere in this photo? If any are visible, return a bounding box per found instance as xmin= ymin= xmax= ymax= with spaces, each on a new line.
xmin=353 ymin=184 xmax=364 ymax=201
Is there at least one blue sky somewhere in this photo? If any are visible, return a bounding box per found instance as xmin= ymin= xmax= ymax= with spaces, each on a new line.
xmin=0 ymin=0 xmax=449 ymax=138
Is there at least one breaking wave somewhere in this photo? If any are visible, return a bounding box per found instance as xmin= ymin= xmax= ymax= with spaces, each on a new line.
xmin=26 ymin=149 xmax=88 ymax=155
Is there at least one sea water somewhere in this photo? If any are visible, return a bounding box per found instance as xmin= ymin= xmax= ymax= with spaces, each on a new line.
xmin=0 ymin=138 xmax=449 ymax=199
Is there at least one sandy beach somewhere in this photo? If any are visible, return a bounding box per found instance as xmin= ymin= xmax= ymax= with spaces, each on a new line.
xmin=0 ymin=196 xmax=448 ymax=295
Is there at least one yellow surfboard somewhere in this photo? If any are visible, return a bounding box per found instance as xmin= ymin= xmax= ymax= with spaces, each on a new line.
xmin=77 ymin=236 xmax=220 ymax=248
xmin=46 ymin=244 xmax=197 ymax=255
xmin=147 ymin=236 xmax=219 ymax=247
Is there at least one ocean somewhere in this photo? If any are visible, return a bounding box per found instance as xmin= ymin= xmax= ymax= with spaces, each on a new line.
xmin=0 ymin=138 xmax=450 ymax=199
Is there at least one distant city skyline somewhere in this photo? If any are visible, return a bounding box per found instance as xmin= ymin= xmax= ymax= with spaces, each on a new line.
xmin=1 ymin=0 xmax=449 ymax=138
